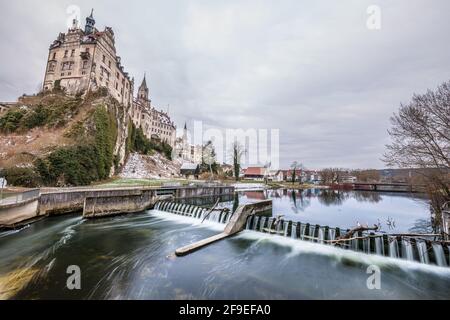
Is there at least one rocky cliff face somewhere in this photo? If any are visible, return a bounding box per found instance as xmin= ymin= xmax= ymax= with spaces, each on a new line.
xmin=102 ymin=96 xmax=130 ymax=176
xmin=120 ymin=152 xmax=182 ymax=179
xmin=0 ymin=91 xmax=133 ymax=186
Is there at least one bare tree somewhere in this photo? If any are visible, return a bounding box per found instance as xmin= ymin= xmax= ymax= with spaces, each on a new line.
xmin=230 ymin=141 xmax=245 ymax=182
xmin=202 ymin=140 xmax=216 ymax=180
xmin=290 ymin=161 xmax=303 ymax=185
xmin=320 ymin=168 xmax=342 ymax=184
xmin=383 ymin=80 xmax=450 ymax=235
xmin=353 ymin=169 xmax=381 ymax=182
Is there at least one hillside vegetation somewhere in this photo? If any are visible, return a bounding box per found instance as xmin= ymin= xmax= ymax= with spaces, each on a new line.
xmin=0 ymin=90 xmax=172 ymax=187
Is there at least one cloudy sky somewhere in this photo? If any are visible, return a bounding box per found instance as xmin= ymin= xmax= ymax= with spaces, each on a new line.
xmin=1 ymin=0 xmax=449 ymax=169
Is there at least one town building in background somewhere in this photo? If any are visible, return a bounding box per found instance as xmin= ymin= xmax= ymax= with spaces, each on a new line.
xmin=174 ymin=124 xmax=203 ymax=164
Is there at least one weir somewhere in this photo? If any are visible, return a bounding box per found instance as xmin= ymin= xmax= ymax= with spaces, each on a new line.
xmin=0 ymin=185 xmax=235 ymax=228
xmin=154 ymin=201 xmax=450 ymax=267
xmin=153 ymin=200 xmax=272 ymax=256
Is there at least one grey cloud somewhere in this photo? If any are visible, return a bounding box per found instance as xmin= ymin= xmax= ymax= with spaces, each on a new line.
xmin=1 ymin=0 xmax=449 ymax=169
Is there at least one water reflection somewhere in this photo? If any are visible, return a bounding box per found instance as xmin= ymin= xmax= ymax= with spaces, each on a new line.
xmin=408 ymin=218 xmax=433 ymax=234
xmin=236 ymin=189 xmax=430 ymax=233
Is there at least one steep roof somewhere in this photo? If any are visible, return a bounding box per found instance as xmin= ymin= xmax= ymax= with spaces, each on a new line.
xmin=181 ymin=163 xmax=198 ymax=170
xmin=244 ymin=167 xmax=266 ymax=176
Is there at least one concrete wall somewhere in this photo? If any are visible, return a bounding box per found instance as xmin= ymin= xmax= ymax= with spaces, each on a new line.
xmin=40 ymin=186 xmax=234 ymax=218
xmin=83 ymin=189 xmax=156 ymax=218
xmin=40 ymin=191 xmax=87 ymax=215
xmin=0 ymin=199 xmax=40 ymax=229
xmin=1 ymin=186 xmax=234 ymax=227
xmin=174 ymin=186 xmax=234 ymax=198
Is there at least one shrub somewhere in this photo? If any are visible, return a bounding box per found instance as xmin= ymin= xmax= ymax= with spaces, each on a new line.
xmin=45 ymin=145 xmax=99 ymax=186
xmin=0 ymin=109 xmax=26 ymax=133
xmin=128 ymin=122 xmax=173 ymax=160
xmin=2 ymin=167 xmax=41 ymax=188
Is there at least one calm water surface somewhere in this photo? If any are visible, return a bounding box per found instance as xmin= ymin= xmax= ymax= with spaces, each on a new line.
xmin=230 ymin=189 xmax=431 ymax=233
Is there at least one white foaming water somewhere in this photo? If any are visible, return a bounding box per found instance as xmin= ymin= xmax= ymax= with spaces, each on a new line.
xmin=374 ymin=237 xmax=384 ymax=256
xmin=432 ymin=243 xmax=448 ymax=267
xmin=389 ymin=238 xmax=399 ymax=258
xmin=401 ymin=238 xmax=415 ymax=261
xmin=149 ymin=209 xmax=225 ymax=232
xmin=149 ymin=209 xmax=450 ymax=275
xmin=417 ymin=240 xmax=430 ymax=264
xmin=237 ymin=230 xmax=450 ymax=276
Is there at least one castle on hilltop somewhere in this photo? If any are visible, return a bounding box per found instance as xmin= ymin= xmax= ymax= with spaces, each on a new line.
xmin=130 ymin=75 xmax=176 ymax=147
xmin=42 ymin=10 xmax=176 ymax=147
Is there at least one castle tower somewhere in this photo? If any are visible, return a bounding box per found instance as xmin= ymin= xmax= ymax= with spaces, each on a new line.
xmin=85 ymin=9 xmax=96 ymax=34
xmin=183 ymin=123 xmax=188 ymax=143
xmin=138 ymin=75 xmax=150 ymax=105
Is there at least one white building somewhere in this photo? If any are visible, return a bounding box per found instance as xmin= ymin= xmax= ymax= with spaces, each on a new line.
xmin=174 ymin=124 xmax=203 ymax=164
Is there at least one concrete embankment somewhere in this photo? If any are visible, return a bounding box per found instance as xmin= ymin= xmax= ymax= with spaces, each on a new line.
xmin=0 ymin=190 xmax=41 ymax=229
xmin=0 ymin=185 xmax=235 ymax=228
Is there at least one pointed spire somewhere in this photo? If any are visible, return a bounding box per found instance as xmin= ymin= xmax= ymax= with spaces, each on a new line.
xmin=141 ymin=73 xmax=147 ymax=88
xmin=85 ymin=8 xmax=96 ymax=34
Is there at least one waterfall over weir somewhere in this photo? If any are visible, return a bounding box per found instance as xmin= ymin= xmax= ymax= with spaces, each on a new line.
xmin=154 ymin=201 xmax=233 ymax=225
xmin=243 ymin=215 xmax=450 ymax=268
xmin=154 ymin=201 xmax=450 ymax=268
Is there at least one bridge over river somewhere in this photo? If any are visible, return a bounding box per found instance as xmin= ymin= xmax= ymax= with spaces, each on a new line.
xmin=352 ymin=182 xmax=426 ymax=193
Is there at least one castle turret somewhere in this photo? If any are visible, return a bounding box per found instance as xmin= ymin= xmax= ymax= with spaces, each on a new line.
xmin=85 ymin=9 xmax=95 ymax=34
xmin=138 ymin=75 xmax=149 ymax=103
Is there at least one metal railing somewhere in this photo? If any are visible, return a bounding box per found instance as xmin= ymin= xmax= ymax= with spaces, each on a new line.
xmin=0 ymin=189 xmax=40 ymax=206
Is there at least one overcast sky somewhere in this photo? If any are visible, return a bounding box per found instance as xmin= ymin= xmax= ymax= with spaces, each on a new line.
xmin=1 ymin=0 xmax=449 ymax=169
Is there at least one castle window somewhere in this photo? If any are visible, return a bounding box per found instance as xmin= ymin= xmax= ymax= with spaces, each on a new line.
xmin=61 ymin=61 xmax=74 ymax=71
xmin=82 ymin=61 xmax=89 ymax=69
xmin=68 ymin=72 xmax=72 ymax=76
xmin=52 ymin=52 xmax=56 ymax=60
xmin=61 ymin=73 xmax=65 ymax=76
xmin=48 ymin=61 xmax=56 ymax=73
xmin=102 ymin=55 xmax=106 ymax=63
xmin=64 ymin=50 xmax=68 ymax=58
xmin=71 ymin=49 xmax=75 ymax=57
xmin=108 ymin=61 xmax=111 ymax=68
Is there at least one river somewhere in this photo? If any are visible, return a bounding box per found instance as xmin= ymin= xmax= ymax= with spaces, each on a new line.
xmin=0 ymin=189 xmax=449 ymax=299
